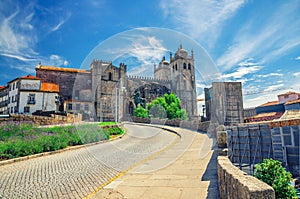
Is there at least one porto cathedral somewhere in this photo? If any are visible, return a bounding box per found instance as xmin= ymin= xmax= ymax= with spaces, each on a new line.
xmin=36 ymin=45 xmax=198 ymax=121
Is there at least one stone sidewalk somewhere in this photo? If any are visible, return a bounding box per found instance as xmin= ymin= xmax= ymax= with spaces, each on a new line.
xmin=91 ymin=127 xmax=218 ymax=199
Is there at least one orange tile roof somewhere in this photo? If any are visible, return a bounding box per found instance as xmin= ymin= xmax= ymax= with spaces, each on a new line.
xmin=285 ymin=99 xmax=300 ymax=105
xmin=20 ymin=74 xmax=40 ymax=80
xmin=0 ymin=86 xmax=5 ymax=89
xmin=278 ymin=91 xmax=300 ymax=96
xmin=41 ymin=82 xmax=59 ymax=93
xmin=252 ymin=112 xmax=279 ymax=118
xmin=36 ymin=65 xmax=90 ymax=74
xmin=259 ymin=101 xmax=279 ymax=107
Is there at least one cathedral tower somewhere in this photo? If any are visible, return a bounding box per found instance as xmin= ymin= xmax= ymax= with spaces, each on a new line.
xmin=154 ymin=45 xmax=197 ymax=118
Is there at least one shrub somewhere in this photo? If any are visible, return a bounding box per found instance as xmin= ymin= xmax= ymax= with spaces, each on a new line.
xmin=254 ymin=158 xmax=297 ymax=199
xmin=0 ymin=122 xmax=123 ymax=160
xmin=134 ymin=104 xmax=149 ymax=118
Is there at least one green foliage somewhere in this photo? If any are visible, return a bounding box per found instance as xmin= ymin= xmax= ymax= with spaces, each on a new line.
xmin=0 ymin=122 xmax=124 ymax=160
xmin=134 ymin=104 xmax=149 ymax=118
xmin=254 ymin=158 xmax=297 ymax=199
xmin=99 ymin=122 xmax=117 ymax=126
xmin=146 ymin=93 xmax=188 ymax=120
xmin=148 ymin=104 xmax=167 ymax=119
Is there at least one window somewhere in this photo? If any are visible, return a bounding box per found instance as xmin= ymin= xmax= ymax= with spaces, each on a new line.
xmin=175 ymin=64 xmax=178 ymax=70
xmin=183 ymin=63 xmax=187 ymax=69
xmin=27 ymin=94 xmax=35 ymax=104
xmin=108 ymin=72 xmax=113 ymax=81
xmin=14 ymin=106 xmax=17 ymax=113
xmin=76 ymin=104 xmax=80 ymax=110
xmin=284 ymin=95 xmax=289 ymax=99
xmin=13 ymin=83 xmax=15 ymax=90
xmin=68 ymin=103 xmax=72 ymax=110
xmin=11 ymin=107 xmax=13 ymax=113
xmin=24 ymin=106 xmax=30 ymax=113
xmin=12 ymin=96 xmax=14 ymax=102
xmin=84 ymin=104 xmax=89 ymax=111
xmin=75 ymin=90 xmax=79 ymax=99
xmin=188 ymin=63 xmax=191 ymax=70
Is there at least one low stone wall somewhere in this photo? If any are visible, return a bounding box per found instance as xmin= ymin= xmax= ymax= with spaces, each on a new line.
xmin=198 ymin=121 xmax=210 ymax=132
xmin=131 ymin=117 xmax=207 ymax=131
xmin=218 ymin=156 xmax=275 ymax=199
xmin=0 ymin=113 xmax=82 ymax=126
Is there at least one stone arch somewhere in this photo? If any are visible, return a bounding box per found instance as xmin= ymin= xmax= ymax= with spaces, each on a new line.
xmin=131 ymin=83 xmax=171 ymax=109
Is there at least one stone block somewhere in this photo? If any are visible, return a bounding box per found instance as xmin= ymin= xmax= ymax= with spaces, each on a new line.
xmin=217 ymin=130 xmax=227 ymax=148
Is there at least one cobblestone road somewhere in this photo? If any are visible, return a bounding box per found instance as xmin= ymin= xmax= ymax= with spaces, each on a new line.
xmin=0 ymin=124 xmax=177 ymax=199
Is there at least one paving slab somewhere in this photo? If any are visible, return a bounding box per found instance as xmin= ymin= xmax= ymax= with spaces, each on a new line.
xmin=92 ymin=127 xmax=218 ymax=199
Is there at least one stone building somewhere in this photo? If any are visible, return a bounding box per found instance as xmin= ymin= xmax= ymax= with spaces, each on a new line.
xmin=205 ymin=82 xmax=244 ymax=126
xmin=36 ymin=45 xmax=198 ymax=121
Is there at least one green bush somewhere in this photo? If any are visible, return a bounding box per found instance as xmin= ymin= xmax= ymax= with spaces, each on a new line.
xmin=254 ymin=158 xmax=297 ymax=199
xmin=134 ymin=104 xmax=149 ymax=118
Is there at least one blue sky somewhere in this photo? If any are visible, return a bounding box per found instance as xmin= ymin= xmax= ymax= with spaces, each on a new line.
xmin=0 ymin=0 xmax=300 ymax=108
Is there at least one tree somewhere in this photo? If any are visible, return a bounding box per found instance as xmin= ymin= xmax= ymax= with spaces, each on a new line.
xmin=147 ymin=93 xmax=188 ymax=120
xmin=148 ymin=104 xmax=167 ymax=119
xmin=133 ymin=104 xmax=148 ymax=118
xmin=254 ymin=158 xmax=297 ymax=199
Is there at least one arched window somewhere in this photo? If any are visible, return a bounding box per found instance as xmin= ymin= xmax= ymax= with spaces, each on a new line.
xmin=108 ymin=72 xmax=112 ymax=80
xmin=175 ymin=64 xmax=178 ymax=70
xmin=183 ymin=63 xmax=187 ymax=69
xmin=188 ymin=63 xmax=191 ymax=70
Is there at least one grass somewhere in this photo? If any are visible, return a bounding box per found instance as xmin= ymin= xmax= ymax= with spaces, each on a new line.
xmin=0 ymin=121 xmax=124 ymax=160
xmin=99 ymin=122 xmax=118 ymax=126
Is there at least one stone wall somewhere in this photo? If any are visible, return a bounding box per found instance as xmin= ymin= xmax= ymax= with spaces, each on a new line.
xmin=0 ymin=114 xmax=82 ymax=126
xmin=130 ymin=117 xmax=212 ymax=132
xmin=218 ymin=156 xmax=275 ymax=199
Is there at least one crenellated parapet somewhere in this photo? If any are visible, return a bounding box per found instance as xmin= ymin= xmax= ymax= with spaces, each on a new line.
xmin=127 ymin=75 xmax=172 ymax=84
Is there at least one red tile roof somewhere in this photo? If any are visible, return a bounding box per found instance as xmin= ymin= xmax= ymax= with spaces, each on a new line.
xmin=41 ymin=82 xmax=59 ymax=93
xmin=246 ymin=112 xmax=284 ymax=123
xmin=36 ymin=65 xmax=90 ymax=74
xmin=259 ymin=101 xmax=279 ymax=107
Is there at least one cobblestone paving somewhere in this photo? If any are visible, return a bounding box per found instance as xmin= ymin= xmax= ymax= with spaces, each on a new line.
xmin=0 ymin=124 xmax=176 ymax=199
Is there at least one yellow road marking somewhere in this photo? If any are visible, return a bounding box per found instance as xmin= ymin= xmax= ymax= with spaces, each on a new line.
xmin=82 ymin=129 xmax=180 ymax=199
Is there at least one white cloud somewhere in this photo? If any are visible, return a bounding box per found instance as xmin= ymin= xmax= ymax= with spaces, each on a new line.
xmin=63 ymin=60 xmax=69 ymax=66
xmin=118 ymin=36 xmax=167 ymax=77
xmin=50 ymin=13 xmax=71 ymax=32
xmin=0 ymin=1 xmax=71 ymax=74
xmin=296 ymin=56 xmax=300 ymax=60
xmin=217 ymin=1 xmax=300 ymax=70
xmin=160 ymin=0 xmax=245 ymax=48
xmin=1 ymin=53 xmax=38 ymax=62
xmin=293 ymin=72 xmax=300 ymax=76
xmin=264 ymin=84 xmax=284 ymax=92
xmin=257 ymin=73 xmax=283 ymax=78
xmin=221 ymin=65 xmax=261 ymax=79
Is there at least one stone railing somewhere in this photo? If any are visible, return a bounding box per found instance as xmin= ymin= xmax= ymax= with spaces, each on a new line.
xmin=216 ymin=125 xmax=275 ymax=199
xmin=218 ymin=156 xmax=275 ymax=199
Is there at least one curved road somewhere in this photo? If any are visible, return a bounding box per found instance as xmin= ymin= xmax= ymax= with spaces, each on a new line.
xmin=0 ymin=124 xmax=177 ymax=199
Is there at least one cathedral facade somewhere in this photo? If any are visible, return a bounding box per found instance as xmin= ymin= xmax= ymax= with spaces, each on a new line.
xmin=36 ymin=45 xmax=198 ymax=121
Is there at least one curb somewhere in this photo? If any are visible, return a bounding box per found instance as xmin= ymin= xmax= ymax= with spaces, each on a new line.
xmin=122 ymin=122 xmax=182 ymax=139
xmin=0 ymin=126 xmax=127 ymax=167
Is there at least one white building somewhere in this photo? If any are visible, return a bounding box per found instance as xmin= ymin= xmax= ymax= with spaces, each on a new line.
xmin=0 ymin=86 xmax=9 ymax=114
xmin=7 ymin=75 xmax=60 ymax=114
xmin=278 ymin=91 xmax=300 ymax=104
